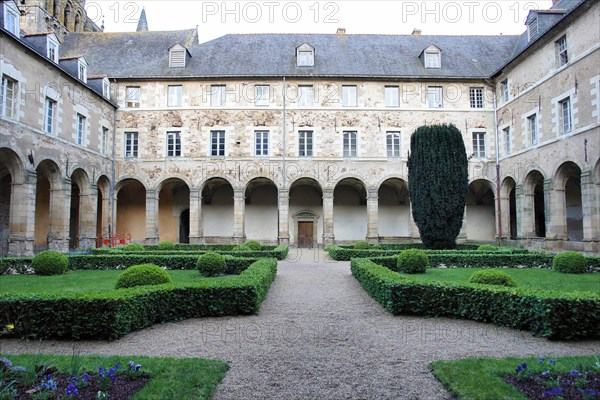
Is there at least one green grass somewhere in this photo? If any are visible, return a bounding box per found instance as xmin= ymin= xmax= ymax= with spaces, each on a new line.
xmin=0 ymin=270 xmax=237 ymax=295
xmin=0 ymin=353 xmax=228 ymax=399
xmin=397 ymin=268 xmax=600 ymax=294
xmin=430 ymin=354 xmax=600 ymax=400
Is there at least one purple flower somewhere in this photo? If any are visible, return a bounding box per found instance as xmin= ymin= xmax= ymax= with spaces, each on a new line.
xmin=0 ymin=358 xmax=12 ymax=368
xmin=114 ymin=363 xmax=121 ymax=371
xmin=128 ymin=360 xmax=135 ymax=369
xmin=66 ymin=383 xmax=79 ymax=398
xmin=549 ymin=359 xmax=556 ymax=365
xmin=135 ymin=363 xmax=141 ymax=372
xmin=541 ymin=370 xmax=550 ymax=376
xmin=569 ymin=369 xmax=582 ymax=377
xmin=543 ymin=387 xmax=563 ymax=396
xmin=538 ymin=357 xmax=546 ymax=365
xmin=108 ymin=367 xmax=117 ymax=382
xmin=585 ymin=389 xmax=597 ymax=396
xmin=82 ymin=372 xmax=90 ymax=383
xmin=98 ymin=365 xmax=106 ymax=377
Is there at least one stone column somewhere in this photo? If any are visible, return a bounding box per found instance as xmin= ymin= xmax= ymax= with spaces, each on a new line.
xmin=580 ymin=170 xmax=598 ymax=242
xmin=145 ymin=189 xmax=159 ymax=244
xmin=457 ymin=206 xmax=468 ymax=241
xmin=77 ymin=183 xmax=99 ymax=249
xmin=8 ymin=170 xmax=37 ymax=256
xmin=233 ymin=188 xmax=246 ymax=243
xmin=188 ymin=188 xmax=203 ymax=244
xmin=48 ymin=177 xmax=71 ymax=253
xmin=366 ymin=188 xmax=379 ymax=243
xmin=545 ymin=179 xmax=566 ymax=240
xmin=278 ymin=188 xmax=290 ymax=245
xmin=322 ymin=189 xmax=335 ymax=246
xmin=516 ymin=184 xmax=532 ymax=238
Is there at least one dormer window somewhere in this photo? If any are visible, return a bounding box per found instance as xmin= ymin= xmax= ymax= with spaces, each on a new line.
xmin=47 ymin=35 xmax=59 ymax=62
xmin=78 ymin=58 xmax=87 ymax=83
xmin=102 ymin=78 xmax=110 ymax=99
xmin=3 ymin=1 xmax=20 ymax=36
xmin=296 ymin=43 xmax=314 ymax=67
xmin=424 ymin=46 xmax=441 ymax=69
xmin=527 ymin=16 xmax=539 ymax=42
xmin=169 ymin=44 xmax=188 ymax=68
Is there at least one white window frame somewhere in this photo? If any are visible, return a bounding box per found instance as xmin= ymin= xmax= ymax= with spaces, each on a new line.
xmin=255 ymin=130 xmax=269 ymax=156
xmin=102 ymin=78 xmax=110 ymax=99
xmin=424 ymin=50 xmax=441 ymax=68
xmin=101 ymin=127 xmax=108 ymax=155
xmin=166 ymin=131 xmax=182 ymax=157
xmin=472 ymin=132 xmax=486 ymax=159
xmin=4 ymin=2 xmax=19 ymax=36
xmin=210 ymin=130 xmax=225 ymax=157
xmin=469 ymin=87 xmax=484 ymax=108
xmin=297 ymin=50 xmax=314 ymax=67
xmin=528 ymin=114 xmax=538 ymax=145
xmin=1 ymin=74 xmax=17 ymax=119
xmin=503 ymin=127 xmax=511 ymax=155
xmin=298 ymin=130 xmax=313 ymax=157
xmin=559 ymin=97 xmax=572 ymax=134
xmin=210 ymin=85 xmax=226 ymax=107
xmin=384 ymin=86 xmax=400 ymax=107
xmin=125 ymin=86 xmax=140 ymax=108
xmin=78 ymin=59 xmax=87 ymax=83
xmin=342 ymin=131 xmax=357 ymax=158
xmin=342 ymin=85 xmax=357 ymax=107
xmin=501 ymin=79 xmax=509 ymax=103
xmin=255 ymin=85 xmax=269 ymax=107
xmin=47 ymin=35 xmax=59 ymax=63
xmin=386 ymin=131 xmax=401 ymax=158
xmin=44 ymin=97 xmax=56 ymax=134
xmin=298 ymin=85 xmax=314 ymax=107
xmin=167 ymin=85 xmax=182 ymax=107
xmin=427 ymin=86 xmax=443 ymax=108
xmin=76 ymin=113 xmax=85 ymax=145
xmin=555 ymin=35 xmax=568 ymax=67
xmin=124 ymin=132 xmax=138 ymax=158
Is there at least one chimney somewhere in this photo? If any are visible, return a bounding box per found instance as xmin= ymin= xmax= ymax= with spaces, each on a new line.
xmin=336 ymin=27 xmax=346 ymax=34
xmin=412 ymin=28 xmax=422 ymax=35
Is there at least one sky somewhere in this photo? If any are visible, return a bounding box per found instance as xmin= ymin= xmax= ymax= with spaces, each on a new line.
xmin=85 ymin=0 xmax=554 ymax=43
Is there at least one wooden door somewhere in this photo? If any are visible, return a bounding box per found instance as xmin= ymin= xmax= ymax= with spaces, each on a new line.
xmin=298 ymin=222 xmax=314 ymax=248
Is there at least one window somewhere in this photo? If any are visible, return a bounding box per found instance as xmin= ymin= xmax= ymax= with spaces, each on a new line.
xmin=102 ymin=79 xmax=110 ymax=99
xmin=427 ymin=86 xmax=443 ymax=108
xmin=166 ymin=131 xmax=181 ymax=157
xmin=210 ymin=85 xmax=225 ymax=107
xmin=528 ymin=17 xmax=538 ymax=41
xmin=169 ymin=46 xmax=186 ymax=68
xmin=297 ymin=50 xmax=314 ymax=67
xmin=255 ymin=131 xmax=269 ymax=156
xmin=472 ymin=132 xmax=486 ymax=158
xmin=4 ymin=2 xmax=19 ymax=36
xmin=44 ymin=97 xmax=56 ymax=134
xmin=211 ymin=130 xmax=225 ymax=156
xmin=503 ymin=127 xmax=511 ymax=155
xmin=343 ymin=131 xmax=357 ymax=158
xmin=101 ymin=127 xmax=108 ymax=155
xmin=125 ymin=86 xmax=140 ymax=108
xmin=469 ymin=87 xmax=484 ymax=108
xmin=298 ymin=130 xmax=313 ymax=157
xmin=47 ymin=36 xmax=59 ymax=62
xmin=559 ymin=97 xmax=572 ymax=134
xmin=556 ymin=35 xmax=568 ymax=67
xmin=425 ymin=50 xmax=441 ymax=68
xmin=501 ymin=79 xmax=509 ymax=103
xmin=255 ymin=85 xmax=269 ymax=107
xmin=385 ymin=86 xmax=400 ymax=107
xmin=386 ymin=132 xmax=401 ymax=157
xmin=125 ymin=132 xmax=138 ymax=157
xmin=76 ymin=114 xmax=85 ymax=145
xmin=298 ymin=85 xmax=314 ymax=107
xmin=528 ymin=114 xmax=538 ymax=145
xmin=167 ymin=85 xmax=182 ymax=107
xmin=1 ymin=75 xmax=16 ymax=119
xmin=78 ymin=60 xmax=87 ymax=83
xmin=342 ymin=85 xmax=357 ymax=107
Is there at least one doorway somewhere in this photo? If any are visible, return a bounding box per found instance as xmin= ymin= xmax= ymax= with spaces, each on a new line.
xmin=298 ymin=221 xmax=314 ymax=248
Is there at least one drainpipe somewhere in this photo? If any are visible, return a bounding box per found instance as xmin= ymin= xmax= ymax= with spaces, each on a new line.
xmin=278 ymin=77 xmax=287 ymax=244
xmin=493 ymin=89 xmax=503 ymax=246
xmin=109 ymin=79 xmax=118 ymax=247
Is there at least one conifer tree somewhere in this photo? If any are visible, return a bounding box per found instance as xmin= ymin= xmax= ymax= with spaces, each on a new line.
xmin=407 ymin=123 xmax=468 ymax=249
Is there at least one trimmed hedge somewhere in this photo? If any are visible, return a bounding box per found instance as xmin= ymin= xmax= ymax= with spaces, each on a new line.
xmin=115 ymin=264 xmax=173 ymax=289
xmin=469 ymin=270 xmax=517 ymax=287
xmin=351 ymin=258 xmax=600 ymax=340
xmin=197 ymin=253 xmax=227 ymax=277
xmin=0 ymin=258 xmax=278 ymax=340
xmin=91 ymin=245 xmax=289 ymax=260
xmin=397 ymin=249 xmax=428 ymax=274
xmin=552 ymin=251 xmax=588 ymax=274
xmin=31 ymin=251 xmax=68 ymax=276
xmin=327 ymin=246 xmax=530 ymax=261
xmin=366 ymin=253 xmax=554 ymax=270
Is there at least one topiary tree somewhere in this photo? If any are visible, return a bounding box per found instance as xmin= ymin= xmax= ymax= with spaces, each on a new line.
xmin=122 ymin=243 xmax=145 ymax=252
xmin=408 ymin=123 xmax=468 ymax=249
xmin=552 ymin=252 xmax=587 ymax=274
xmin=469 ymin=270 xmax=516 ymax=287
xmin=397 ymin=249 xmax=429 ymax=274
xmin=197 ymin=252 xmax=227 ymax=277
xmin=157 ymin=241 xmax=176 ymax=251
xmin=115 ymin=263 xmax=172 ymax=289
xmin=353 ymin=241 xmax=370 ymax=250
xmin=244 ymin=240 xmax=262 ymax=251
xmin=31 ymin=250 xmax=68 ymax=275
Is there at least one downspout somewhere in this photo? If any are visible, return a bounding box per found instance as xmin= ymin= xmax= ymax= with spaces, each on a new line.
xmin=278 ymin=77 xmax=286 ymax=244
xmin=493 ymin=89 xmax=503 ymax=246
xmin=109 ymin=79 xmax=118 ymax=247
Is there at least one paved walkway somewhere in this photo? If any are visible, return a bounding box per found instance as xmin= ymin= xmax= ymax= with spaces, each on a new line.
xmin=2 ymin=249 xmax=600 ymax=399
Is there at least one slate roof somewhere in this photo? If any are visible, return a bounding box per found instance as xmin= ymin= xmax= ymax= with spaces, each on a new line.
xmin=61 ymin=32 xmax=520 ymax=80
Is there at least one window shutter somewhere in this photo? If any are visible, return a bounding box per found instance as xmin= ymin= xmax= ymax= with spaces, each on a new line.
xmin=170 ymin=49 xmax=186 ymax=68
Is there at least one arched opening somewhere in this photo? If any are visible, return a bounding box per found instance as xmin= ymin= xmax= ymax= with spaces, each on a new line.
xmin=68 ymin=182 xmax=80 ymax=250
xmin=378 ymin=178 xmax=410 ymax=237
xmin=555 ymin=162 xmax=583 ymax=241
xmin=245 ymin=177 xmax=278 ymax=242
xmin=289 ymin=178 xmax=323 ymax=247
xmin=179 ymin=209 xmax=190 ymax=243
xmin=74 ymin=13 xmax=81 ymax=32
xmin=34 ymin=160 xmax=61 ymax=251
xmin=68 ymin=169 xmax=90 ymax=251
xmin=116 ymin=179 xmax=146 ymax=241
xmin=502 ymin=177 xmax=518 ymax=240
xmin=96 ymin=175 xmax=110 ymax=247
xmin=158 ymin=178 xmax=190 ymax=243
xmin=525 ymin=170 xmax=546 ymax=238
xmin=63 ymin=3 xmax=72 ymax=28
xmin=466 ymin=180 xmax=496 ymax=241
xmin=53 ymin=0 xmax=59 ymax=18
xmin=333 ymin=178 xmax=367 ymax=241
xmin=0 ymin=166 xmax=11 ymax=256
xmin=0 ymin=148 xmax=24 ymax=256
xmin=201 ymin=178 xmax=234 ymax=238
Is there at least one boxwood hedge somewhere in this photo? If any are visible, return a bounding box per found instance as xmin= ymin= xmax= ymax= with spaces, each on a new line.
xmin=351 ymin=258 xmax=600 ymax=340
xmin=0 ymin=258 xmax=277 ymax=340
xmin=91 ymin=245 xmax=289 ymax=260
xmin=327 ymin=246 xmax=529 ymax=261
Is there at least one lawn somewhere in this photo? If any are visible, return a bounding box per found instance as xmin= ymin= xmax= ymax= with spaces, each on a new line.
xmin=397 ymin=268 xmax=600 ymax=294
xmin=430 ymin=354 xmax=600 ymax=400
xmin=0 ymin=353 xmax=228 ymax=399
xmin=0 ymin=270 xmax=237 ymax=295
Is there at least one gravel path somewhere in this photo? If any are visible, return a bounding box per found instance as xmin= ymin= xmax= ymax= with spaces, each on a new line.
xmin=2 ymin=249 xmax=600 ymax=399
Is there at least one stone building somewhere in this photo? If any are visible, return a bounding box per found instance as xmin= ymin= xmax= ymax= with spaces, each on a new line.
xmin=0 ymin=0 xmax=598 ymax=256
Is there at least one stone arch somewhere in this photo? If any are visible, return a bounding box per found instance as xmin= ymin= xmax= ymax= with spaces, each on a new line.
xmin=63 ymin=2 xmax=72 ymax=29
xmin=523 ymin=170 xmax=546 ymax=238
xmin=466 ymin=179 xmax=496 ymax=241
xmin=0 ymin=148 xmax=25 ymax=256
xmin=52 ymin=0 xmax=60 ymax=18
xmin=378 ymin=178 xmax=410 ymax=237
xmin=333 ymin=177 xmax=367 ymax=241
xmin=329 ymin=174 xmax=369 ymax=192
xmin=34 ymin=159 xmax=63 ymax=251
xmin=289 ymin=178 xmax=323 ymax=247
xmin=554 ymin=161 xmax=583 ymax=241
xmin=116 ymin=178 xmax=146 ymax=241
xmin=201 ymin=177 xmax=234 ymax=238
xmin=157 ymin=177 xmax=190 ymax=243
xmin=501 ymin=176 xmax=518 ymax=240
xmin=74 ymin=13 xmax=81 ymax=32
xmin=245 ymin=177 xmax=278 ymax=242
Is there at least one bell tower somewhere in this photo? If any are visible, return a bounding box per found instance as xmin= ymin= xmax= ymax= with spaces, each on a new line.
xmin=18 ymin=0 xmax=102 ymax=39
